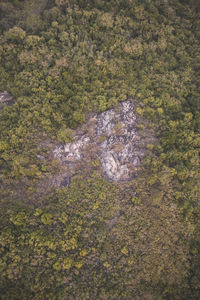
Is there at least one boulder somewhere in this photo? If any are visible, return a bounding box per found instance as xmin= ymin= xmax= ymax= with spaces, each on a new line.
xmin=0 ymin=91 xmax=15 ymax=107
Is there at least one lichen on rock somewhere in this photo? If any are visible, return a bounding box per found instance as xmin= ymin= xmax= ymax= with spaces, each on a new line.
xmin=53 ymin=100 xmax=154 ymax=182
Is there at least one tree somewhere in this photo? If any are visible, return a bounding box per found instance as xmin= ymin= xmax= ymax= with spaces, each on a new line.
xmin=5 ymin=26 xmax=26 ymax=42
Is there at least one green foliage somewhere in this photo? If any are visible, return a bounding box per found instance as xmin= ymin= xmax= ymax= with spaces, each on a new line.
xmin=0 ymin=0 xmax=200 ymax=299
xmin=131 ymin=196 xmax=141 ymax=206
xmin=41 ymin=213 xmax=53 ymax=225
xmin=1 ymin=173 xmax=198 ymax=299
xmin=5 ymin=26 xmax=26 ymax=41
xmin=10 ymin=211 xmax=27 ymax=226
xmin=57 ymin=127 xmax=74 ymax=143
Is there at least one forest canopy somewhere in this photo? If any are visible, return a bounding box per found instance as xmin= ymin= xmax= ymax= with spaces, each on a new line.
xmin=0 ymin=0 xmax=200 ymax=299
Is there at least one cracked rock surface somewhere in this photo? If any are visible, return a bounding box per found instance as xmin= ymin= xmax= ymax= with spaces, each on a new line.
xmin=53 ymin=100 xmax=154 ymax=182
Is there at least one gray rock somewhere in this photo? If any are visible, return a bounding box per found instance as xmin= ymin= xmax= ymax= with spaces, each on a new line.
xmin=0 ymin=91 xmax=14 ymax=106
xmin=53 ymin=100 xmax=154 ymax=182
xmin=99 ymin=151 xmax=129 ymax=181
xmin=54 ymin=136 xmax=90 ymax=163
xmin=96 ymin=109 xmax=116 ymax=136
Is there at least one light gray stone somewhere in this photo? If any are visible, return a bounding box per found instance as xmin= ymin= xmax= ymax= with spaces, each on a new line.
xmin=54 ymin=136 xmax=90 ymax=163
xmin=53 ymin=100 xmax=154 ymax=182
xmin=0 ymin=91 xmax=14 ymax=106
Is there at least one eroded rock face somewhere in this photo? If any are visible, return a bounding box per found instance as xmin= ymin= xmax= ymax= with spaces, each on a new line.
xmin=53 ymin=100 xmax=153 ymax=182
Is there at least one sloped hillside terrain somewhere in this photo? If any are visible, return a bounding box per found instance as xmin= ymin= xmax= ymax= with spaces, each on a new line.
xmin=0 ymin=1 xmax=200 ymax=299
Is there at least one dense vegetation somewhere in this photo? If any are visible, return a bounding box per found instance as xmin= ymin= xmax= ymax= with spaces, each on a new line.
xmin=0 ymin=0 xmax=200 ymax=299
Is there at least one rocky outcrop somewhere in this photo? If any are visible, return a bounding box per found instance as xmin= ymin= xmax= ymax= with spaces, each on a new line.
xmin=53 ymin=100 xmax=154 ymax=182
xmin=0 ymin=91 xmax=15 ymax=107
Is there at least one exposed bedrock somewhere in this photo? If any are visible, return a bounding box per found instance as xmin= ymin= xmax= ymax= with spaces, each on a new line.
xmin=53 ymin=100 xmax=154 ymax=182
